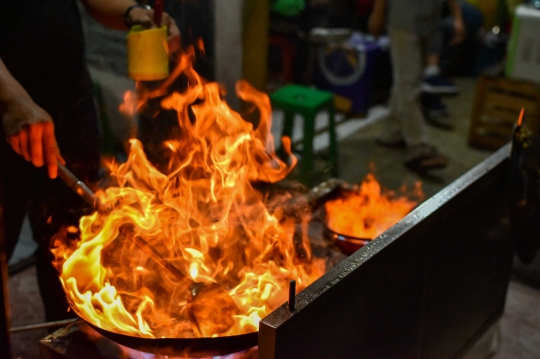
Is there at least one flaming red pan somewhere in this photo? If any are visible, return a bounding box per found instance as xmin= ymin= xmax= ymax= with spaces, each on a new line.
xmin=323 ymin=224 xmax=373 ymax=255
xmin=313 ymin=177 xmax=420 ymax=255
xmin=319 ymin=185 xmax=373 ymax=255
xmin=310 ymin=180 xmax=370 ymax=255
xmin=56 ymin=165 xmax=258 ymax=357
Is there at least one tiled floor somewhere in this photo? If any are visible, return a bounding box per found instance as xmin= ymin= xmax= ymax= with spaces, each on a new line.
xmin=493 ymin=281 xmax=540 ymax=359
xmin=8 ymin=266 xmax=46 ymax=359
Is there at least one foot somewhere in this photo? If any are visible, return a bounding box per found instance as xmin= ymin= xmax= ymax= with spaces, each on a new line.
xmin=376 ymin=131 xmax=406 ymax=148
xmin=404 ymin=144 xmax=448 ymax=172
xmin=422 ymin=93 xmax=449 ymax=119
xmin=422 ymin=74 xmax=459 ymax=95
xmin=421 ymin=93 xmax=454 ymax=130
xmin=427 ymin=117 xmax=454 ymax=131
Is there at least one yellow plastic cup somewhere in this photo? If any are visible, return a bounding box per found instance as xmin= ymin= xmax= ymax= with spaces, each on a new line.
xmin=127 ymin=25 xmax=169 ymax=81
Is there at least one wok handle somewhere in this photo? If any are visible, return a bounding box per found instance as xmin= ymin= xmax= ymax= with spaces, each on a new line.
xmin=57 ymin=162 xmax=102 ymax=211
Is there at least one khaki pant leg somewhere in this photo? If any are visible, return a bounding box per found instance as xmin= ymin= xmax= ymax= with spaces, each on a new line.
xmin=387 ymin=27 xmax=428 ymax=146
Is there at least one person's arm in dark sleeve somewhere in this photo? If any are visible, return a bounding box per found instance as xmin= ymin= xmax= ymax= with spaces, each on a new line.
xmin=0 ymin=58 xmax=64 ymax=179
xmin=79 ymin=0 xmax=179 ymax=38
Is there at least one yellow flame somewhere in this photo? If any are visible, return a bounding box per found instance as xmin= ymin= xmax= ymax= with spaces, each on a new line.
xmin=326 ymin=174 xmax=423 ymax=239
xmin=52 ymin=47 xmax=325 ymax=339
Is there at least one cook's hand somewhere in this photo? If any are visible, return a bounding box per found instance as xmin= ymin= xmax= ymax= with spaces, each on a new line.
xmin=450 ymin=18 xmax=466 ymax=46
xmin=368 ymin=12 xmax=385 ymax=38
xmin=128 ymin=7 xmax=181 ymax=52
xmin=3 ymin=97 xmax=64 ymax=179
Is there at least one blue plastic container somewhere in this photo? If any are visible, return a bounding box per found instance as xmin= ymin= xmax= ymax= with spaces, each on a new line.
xmin=317 ymin=33 xmax=380 ymax=114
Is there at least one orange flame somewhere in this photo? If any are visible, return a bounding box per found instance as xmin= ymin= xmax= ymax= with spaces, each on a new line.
xmin=52 ymin=47 xmax=324 ymax=339
xmin=325 ymin=174 xmax=423 ymax=239
xmin=517 ymin=108 xmax=525 ymax=127
xmin=197 ymin=37 xmax=206 ymax=57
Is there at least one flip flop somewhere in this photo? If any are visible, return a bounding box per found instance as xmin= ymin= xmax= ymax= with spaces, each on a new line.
xmin=404 ymin=145 xmax=448 ymax=172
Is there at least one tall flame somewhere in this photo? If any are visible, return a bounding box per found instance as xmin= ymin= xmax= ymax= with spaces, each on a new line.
xmin=52 ymin=47 xmax=324 ymax=339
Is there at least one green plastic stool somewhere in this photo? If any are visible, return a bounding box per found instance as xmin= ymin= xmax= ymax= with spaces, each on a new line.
xmin=270 ymin=85 xmax=339 ymax=182
xmin=271 ymin=0 xmax=306 ymax=17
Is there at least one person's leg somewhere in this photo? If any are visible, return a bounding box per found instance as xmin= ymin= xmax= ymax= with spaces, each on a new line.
xmin=28 ymin=166 xmax=94 ymax=322
xmin=421 ymin=93 xmax=454 ymax=130
xmin=422 ymin=24 xmax=459 ymax=95
xmin=28 ymin=147 xmax=99 ymax=322
xmin=27 ymin=174 xmax=74 ymax=322
xmin=387 ymin=27 xmax=428 ymax=147
xmin=387 ymin=27 xmax=448 ymax=171
xmin=29 ymin=70 xmax=100 ymax=322
xmin=377 ymin=84 xmax=407 ymax=147
xmin=377 ymin=27 xmax=422 ymax=147
xmin=426 ymin=24 xmax=444 ymax=74
xmin=0 ymin=139 xmax=33 ymax=261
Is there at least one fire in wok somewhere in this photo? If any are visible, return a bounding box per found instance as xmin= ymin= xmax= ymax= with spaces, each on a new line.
xmin=51 ymin=47 xmax=325 ymax=343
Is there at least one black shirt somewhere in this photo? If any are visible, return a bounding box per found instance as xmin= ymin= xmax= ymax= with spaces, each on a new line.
xmin=0 ymin=0 xmax=89 ymax=110
xmin=0 ymin=0 xmax=100 ymax=162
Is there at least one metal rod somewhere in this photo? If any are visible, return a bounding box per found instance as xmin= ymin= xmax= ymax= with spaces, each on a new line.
xmin=288 ymin=280 xmax=296 ymax=312
xmin=132 ymin=235 xmax=185 ymax=282
xmin=56 ymin=165 xmax=184 ymax=282
xmin=10 ymin=319 xmax=77 ymax=334
xmin=119 ymin=225 xmax=185 ymax=282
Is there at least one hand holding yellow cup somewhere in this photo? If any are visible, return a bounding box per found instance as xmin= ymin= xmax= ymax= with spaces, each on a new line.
xmin=127 ymin=25 xmax=169 ymax=81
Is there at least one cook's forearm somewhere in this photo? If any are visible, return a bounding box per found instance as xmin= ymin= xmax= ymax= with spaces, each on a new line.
xmin=446 ymin=0 xmax=463 ymax=22
xmin=79 ymin=0 xmax=137 ymax=30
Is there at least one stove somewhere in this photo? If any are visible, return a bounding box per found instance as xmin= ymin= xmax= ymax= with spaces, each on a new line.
xmin=39 ymin=144 xmax=513 ymax=359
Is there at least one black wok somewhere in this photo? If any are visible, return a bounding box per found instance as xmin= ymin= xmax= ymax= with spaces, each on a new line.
xmin=87 ymin=322 xmax=258 ymax=358
xmin=323 ymin=224 xmax=372 ymax=255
